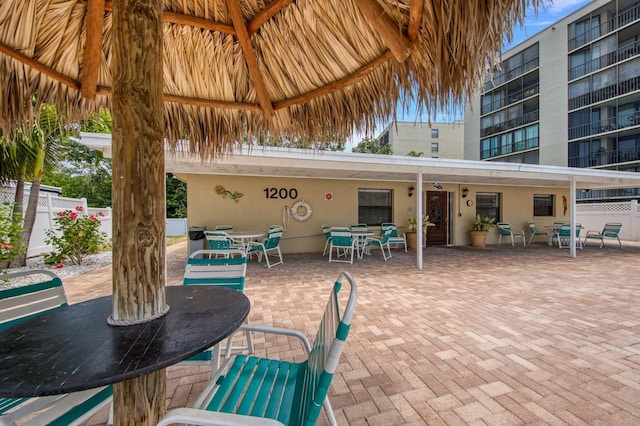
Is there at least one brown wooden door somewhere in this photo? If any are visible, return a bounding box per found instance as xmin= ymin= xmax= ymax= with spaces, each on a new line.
xmin=426 ymin=191 xmax=448 ymax=245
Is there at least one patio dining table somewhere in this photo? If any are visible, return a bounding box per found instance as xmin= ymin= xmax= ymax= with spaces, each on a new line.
xmin=351 ymin=231 xmax=376 ymax=259
xmin=0 ymin=286 xmax=250 ymax=398
xmin=226 ymin=231 xmax=265 ymax=253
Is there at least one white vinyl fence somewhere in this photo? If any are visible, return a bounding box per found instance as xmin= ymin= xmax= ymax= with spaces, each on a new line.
xmin=576 ymin=200 xmax=640 ymax=241
xmin=1 ymin=188 xmax=187 ymax=257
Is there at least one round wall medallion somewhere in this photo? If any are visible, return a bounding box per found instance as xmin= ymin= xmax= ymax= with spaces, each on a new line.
xmin=466 ymin=200 xmax=473 ymax=206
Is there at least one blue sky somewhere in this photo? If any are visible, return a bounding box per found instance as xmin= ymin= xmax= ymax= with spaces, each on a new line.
xmin=396 ymin=0 xmax=592 ymax=123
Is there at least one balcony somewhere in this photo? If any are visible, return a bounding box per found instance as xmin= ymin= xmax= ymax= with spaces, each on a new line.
xmin=480 ymin=136 xmax=539 ymax=160
xmin=568 ymin=147 xmax=640 ymax=168
xmin=481 ymin=83 xmax=539 ymax=115
xmin=568 ymin=3 xmax=640 ymax=51
xmin=484 ymin=57 xmax=539 ymax=90
xmin=569 ymin=75 xmax=640 ymax=110
xmin=480 ymin=110 xmax=539 ymax=138
xmin=568 ymin=112 xmax=640 ymax=140
xmin=569 ymin=39 xmax=640 ymax=81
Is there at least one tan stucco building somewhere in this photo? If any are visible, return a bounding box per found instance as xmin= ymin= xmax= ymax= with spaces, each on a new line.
xmin=82 ymin=132 xmax=640 ymax=267
xmin=376 ymin=120 xmax=464 ymax=158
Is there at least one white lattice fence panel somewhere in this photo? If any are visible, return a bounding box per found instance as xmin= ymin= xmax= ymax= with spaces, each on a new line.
xmin=577 ymin=200 xmax=639 ymax=241
xmin=576 ymin=201 xmax=632 ymax=215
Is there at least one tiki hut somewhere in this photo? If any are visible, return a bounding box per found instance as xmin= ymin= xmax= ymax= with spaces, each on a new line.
xmin=0 ymin=0 xmax=540 ymax=424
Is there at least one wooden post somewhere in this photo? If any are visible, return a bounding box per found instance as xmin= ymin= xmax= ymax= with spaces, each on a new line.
xmin=111 ymin=0 xmax=166 ymax=424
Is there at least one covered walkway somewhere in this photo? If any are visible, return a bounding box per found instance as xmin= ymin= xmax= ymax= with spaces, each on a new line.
xmin=71 ymin=241 xmax=640 ymax=425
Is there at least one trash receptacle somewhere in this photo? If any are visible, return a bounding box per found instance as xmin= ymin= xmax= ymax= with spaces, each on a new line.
xmin=188 ymin=226 xmax=207 ymax=255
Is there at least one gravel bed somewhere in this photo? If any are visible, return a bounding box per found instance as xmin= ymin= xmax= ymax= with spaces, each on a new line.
xmin=1 ymin=251 xmax=112 ymax=289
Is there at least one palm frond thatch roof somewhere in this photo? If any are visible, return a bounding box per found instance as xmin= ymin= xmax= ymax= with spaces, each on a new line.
xmin=0 ymin=0 xmax=538 ymax=157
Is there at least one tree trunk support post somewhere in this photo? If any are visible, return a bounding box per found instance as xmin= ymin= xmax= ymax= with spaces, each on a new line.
xmin=111 ymin=0 xmax=167 ymax=424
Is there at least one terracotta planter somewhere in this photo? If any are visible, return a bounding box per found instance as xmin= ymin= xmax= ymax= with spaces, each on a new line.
xmin=406 ymin=232 xmax=417 ymax=250
xmin=469 ymin=230 xmax=488 ymax=247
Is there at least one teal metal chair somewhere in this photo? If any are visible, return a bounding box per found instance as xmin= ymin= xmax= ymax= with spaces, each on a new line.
xmin=248 ymin=227 xmax=284 ymax=268
xmin=556 ymin=223 xmax=583 ymax=249
xmin=583 ymin=222 xmax=623 ymax=248
xmin=548 ymin=222 xmax=567 ymax=246
xmin=527 ymin=221 xmax=549 ymax=244
xmin=205 ymin=231 xmax=231 ymax=255
xmin=367 ymin=228 xmax=393 ymax=260
xmin=497 ymin=222 xmax=526 ymax=246
xmin=182 ymin=249 xmax=253 ymax=371
xmin=381 ymin=222 xmax=407 ymax=251
xmin=328 ymin=227 xmax=356 ymax=264
xmin=321 ymin=224 xmax=332 ymax=256
xmin=157 ymin=271 xmax=357 ymax=426
xmin=0 ymin=270 xmax=113 ymax=426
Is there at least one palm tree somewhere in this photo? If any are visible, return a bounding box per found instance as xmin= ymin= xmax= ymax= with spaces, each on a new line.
xmin=2 ymin=103 xmax=65 ymax=267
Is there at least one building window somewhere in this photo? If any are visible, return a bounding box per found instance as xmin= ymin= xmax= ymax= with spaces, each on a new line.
xmin=377 ymin=131 xmax=390 ymax=148
xmin=533 ymin=194 xmax=554 ymax=216
xmin=358 ymin=189 xmax=392 ymax=226
xmin=431 ymin=142 xmax=439 ymax=153
xmin=476 ymin=192 xmax=501 ymax=221
xmin=431 ymin=129 xmax=439 ymax=139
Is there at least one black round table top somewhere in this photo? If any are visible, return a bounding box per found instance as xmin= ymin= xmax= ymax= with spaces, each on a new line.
xmin=0 ymin=285 xmax=250 ymax=397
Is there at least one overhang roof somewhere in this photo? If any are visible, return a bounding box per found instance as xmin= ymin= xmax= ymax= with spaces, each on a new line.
xmin=81 ymin=132 xmax=640 ymax=190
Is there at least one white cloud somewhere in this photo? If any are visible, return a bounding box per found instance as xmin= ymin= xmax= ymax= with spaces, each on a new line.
xmin=524 ymin=19 xmax=555 ymax=27
xmin=545 ymin=0 xmax=588 ymax=14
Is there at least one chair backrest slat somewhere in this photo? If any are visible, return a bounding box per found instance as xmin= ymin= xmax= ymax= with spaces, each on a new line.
xmin=0 ymin=271 xmax=67 ymax=332
xmin=330 ymin=227 xmax=352 ymax=247
xmin=497 ymin=223 xmax=511 ymax=235
xmin=603 ymin=223 xmax=622 ymax=234
xmin=263 ymin=228 xmax=283 ymax=249
xmin=297 ymin=272 xmax=357 ymax=425
xmin=184 ymin=250 xmax=247 ymax=291
xmin=381 ymin=223 xmax=399 ymax=238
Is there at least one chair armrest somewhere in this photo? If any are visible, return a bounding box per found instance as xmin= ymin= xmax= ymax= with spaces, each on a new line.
xmin=224 ymin=324 xmax=312 ymax=359
xmin=584 ymin=230 xmax=601 ymax=238
xmin=157 ymin=407 xmax=284 ymax=426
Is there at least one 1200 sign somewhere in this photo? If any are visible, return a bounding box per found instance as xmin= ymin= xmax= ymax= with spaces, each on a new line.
xmin=264 ymin=187 xmax=298 ymax=199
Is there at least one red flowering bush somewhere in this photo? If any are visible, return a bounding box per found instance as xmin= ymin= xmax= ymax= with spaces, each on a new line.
xmin=45 ymin=209 xmax=107 ymax=265
xmin=0 ymin=202 xmax=24 ymax=272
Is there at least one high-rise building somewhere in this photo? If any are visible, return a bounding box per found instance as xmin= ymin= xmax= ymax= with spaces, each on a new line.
xmin=464 ymin=0 xmax=640 ymax=201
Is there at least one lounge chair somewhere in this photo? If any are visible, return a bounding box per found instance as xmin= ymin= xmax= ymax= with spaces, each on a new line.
xmin=583 ymin=222 xmax=623 ymax=248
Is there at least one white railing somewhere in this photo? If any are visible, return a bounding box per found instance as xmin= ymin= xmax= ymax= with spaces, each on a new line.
xmin=1 ymin=188 xmax=186 ymax=257
xmin=576 ymin=200 xmax=639 ymax=241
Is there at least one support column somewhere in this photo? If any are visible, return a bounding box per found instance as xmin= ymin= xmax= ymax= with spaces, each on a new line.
xmin=111 ymin=0 xmax=167 ymax=424
xmin=417 ymin=171 xmax=423 ymax=270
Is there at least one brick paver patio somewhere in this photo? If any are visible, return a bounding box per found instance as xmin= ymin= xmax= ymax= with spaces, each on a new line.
xmin=67 ymin=240 xmax=640 ymax=425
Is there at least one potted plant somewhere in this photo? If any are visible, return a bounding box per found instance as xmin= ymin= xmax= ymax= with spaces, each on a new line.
xmin=406 ymin=215 xmax=434 ymax=249
xmin=469 ymin=214 xmax=495 ymax=247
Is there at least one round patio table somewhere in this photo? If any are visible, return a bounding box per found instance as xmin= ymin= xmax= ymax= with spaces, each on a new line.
xmin=0 ymin=285 xmax=250 ymax=397
xmin=226 ymin=231 xmax=265 ymax=253
xmin=351 ymin=231 xmax=375 ymax=259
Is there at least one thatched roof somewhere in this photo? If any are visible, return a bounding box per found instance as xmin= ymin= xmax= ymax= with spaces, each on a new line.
xmin=0 ymin=0 xmax=538 ymax=156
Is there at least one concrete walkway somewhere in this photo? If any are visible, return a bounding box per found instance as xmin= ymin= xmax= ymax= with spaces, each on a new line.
xmin=68 ymin=240 xmax=640 ymax=425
